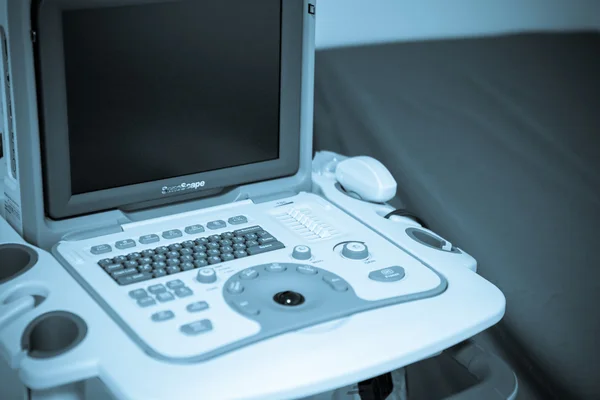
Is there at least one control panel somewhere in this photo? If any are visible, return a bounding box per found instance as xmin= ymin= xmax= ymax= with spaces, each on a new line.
xmin=54 ymin=192 xmax=447 ymax=363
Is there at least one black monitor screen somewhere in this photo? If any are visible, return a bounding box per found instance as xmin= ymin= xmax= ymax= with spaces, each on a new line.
xmin=61 ymin=0 xmax=282 ymax=195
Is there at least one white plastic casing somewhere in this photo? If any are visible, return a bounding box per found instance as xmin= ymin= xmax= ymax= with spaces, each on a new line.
xmin=335 ymin=156 xmax=398 ymax=203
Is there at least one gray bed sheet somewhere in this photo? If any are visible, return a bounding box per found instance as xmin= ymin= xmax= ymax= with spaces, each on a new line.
xmin=313 ymin=32 xmax=600 ymax=400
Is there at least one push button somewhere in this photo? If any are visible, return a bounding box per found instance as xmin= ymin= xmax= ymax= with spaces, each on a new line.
xmin=368 ymin=266 xmax=406 ymax=282
xmin=115 ymin=239 xmax=136 ymax=250
xmin=207 ymin=220 xmax=227 ymax=230
xmin=180 ymin=319 xmax=213 ymax=336
xmin=139 ymin=234 xmax=160 ymax=245
xmin=266 ymin=263 xmax=286 ymax=273
xmin=226 ymin=280 xmax=244 ymax=294
xmin=323 ymin=274 xmax=349 ymax=292
xmin=91 ymin=244 xmax=112 ymax=255
xmin=151 ymin=310 xmax=174 ymax=322
xmin=240 ymin=268 xmax=259 ymax=280
xmin=234 ymin=300 xmax=260 ymax=316
xmin=228 ymin=215 xmax=248 ymax=225
xmin=296 ymin=265 xmax=318 ymax=275
xmin=187 ymin=301 xmax=209 ymax=313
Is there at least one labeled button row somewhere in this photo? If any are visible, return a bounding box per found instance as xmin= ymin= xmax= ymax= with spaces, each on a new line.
xmin=90 ymin=216 xmax=249 ymax=255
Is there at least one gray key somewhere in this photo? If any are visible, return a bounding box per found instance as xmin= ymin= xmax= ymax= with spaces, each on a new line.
xmin=112 ymin=267 xmax=138 ymax=279
xmin=123 ymin=260 xmax=138 ymax=269
xmin=181 ymin=241 xmax=195 ymax=249
xmin=167 ymin=251 xmax=180 ymax=259
xmin=148 ymin=284 xmax=167 ymax=295
xmin=141 ymin=249 xmax=156 ymax=257
xmin=245 ymin=233 xmax=258 ymax=241
xmin=207 ymin=220 xmax=227 ymax=230
xmin=128 ymin=252 xmax=141 ymax=260
xmin=258 ymin=236 xmax=276 ymax=245
xmin=117 ymin=272 xmax=153 ymax=286
xmin=152 ymin=261 xmax=167 ymax=270
xmin=156 ymin=292 xmax=175 ymax=302
xmin=162 ymin=229 xmax=183 ymax=240
xmin=194 ymin=259 xmax=209 ymax=268
xmin=167 ymin=259 xmax=180 ymax=267
xmin=180 ymin=255 xmax=194 ymax=263
xmin=154 ymin=246 xmax=169 ymax=254
xmin=166 ymin=266 xmax=180 ymax=274
xmin=246 ymin=240 xmax=259 ymax=247
xmin=296 ymin=265 xmax=318 ymax=275
xmin=240 ymin=268 xmax=259 ymax=280
xmin=137 ymin=297 xmax=156 ymax=308
xmin=186 ymin=301 xmax=209 ymax=313
xmin=185 ymin=224 xmax=205 ymax=235
xmin=221 ymin=253 xmax=235 ymax=262
xmin=368 ymin=266 xmax=406 ymax=282
xmin=179 ymin=248 xmax=193 ymax=256
xmin=154 ymin=269 xmax=167 ymax=278
xmin=180 ymin=319 xmax=213 ymax=336
xmin=193 ymin=245 xmax=207 ymax=253
xmin=266 ymin=263 xmax=286 ymax=273
xmin=168 ymin=243 xmax=183 ymax=251
xmin=129 ymin=288 xmax=148 ymax=299
xmin=232 ymin=243 xmax=246 ymax=251
xmin=207 ymin=249 xmax=221 ymax=257
xmin=113 ymin=255 xmax=128 ymax=264
xmin=166 ymin=280 xmax=185 ymax=289
xmin=233 ymin=226 xmax=262 ymax=236
xmin=180 ymin=262 xmax=194 ymax=271
xmin=207 ymin=242 xmax=220 ymax=250
xmin=195 ymin=237 xmax=209 ymax=245
xmin=322 ymin=275 xmax=349 ymax=292
xmin=138 ymin=257 xmax=153 ymax=265
xmin=138 ymin=264 xmax=153 ymax=273
xmin=227 ymin=215 xmax=248 ymax=225
xmin=174 ymin=287 xmax=193 ymax=298
xmin=226 ymin=280 xmax=244 ymax=294
xmin=219 ymin=239 xmax=233 ymax=247
xmin=152 ymin=254 xmax=167 ymax=262
xmin=91 ymin=244 xmax=112 ymax=255
xmin=193 ymin=252 xmax=207 ymax=260
xmin=98 ymin=258 xmax=113 ymax=268
xmin=208 ymin=256 xmax=221 ymax=265
xmin=104 ymin=264 xmax=124 ymax=273
xmin=234 ymin=300 xmax=260 ymax=316
xmin=220 ymin=245 xmax=234 ymax=254
xmin=234 ymin=250 xmax=247 ymax=258
xmin=246 ymin=241 xmax=285 ymax=256
xmin=139 ymin=234 xmax=160 ymax=245
xmin=151 ymin=310 xmax=175 ymax=322
xmin=115 ymin=239 xmax=136 ymax=250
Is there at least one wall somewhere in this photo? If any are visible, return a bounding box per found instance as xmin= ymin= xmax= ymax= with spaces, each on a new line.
xmin=315 ymin=0 xmax=600 ymax=49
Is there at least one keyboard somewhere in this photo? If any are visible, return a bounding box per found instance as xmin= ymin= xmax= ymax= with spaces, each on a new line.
xmin=97 ymin=225 xmax=284 ymax=286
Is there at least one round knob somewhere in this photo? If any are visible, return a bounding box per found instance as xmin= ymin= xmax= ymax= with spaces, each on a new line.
xmin=197 ymin=267 xmax=217 ymax=284
xmin=292 ymin=245 xmax=312 ymax=260
xmin=341 ymin=242 xmax=369 ymax=260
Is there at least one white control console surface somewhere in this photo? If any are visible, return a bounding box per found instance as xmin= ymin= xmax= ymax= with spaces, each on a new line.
xmin=55 ymin=192 xmax=446 ymax=362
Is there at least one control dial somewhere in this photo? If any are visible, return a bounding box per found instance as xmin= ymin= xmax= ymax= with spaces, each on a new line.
xmin=341 ymin=242 xmax=369 ymax=260
xmin=197 ymin=267 xmax=217 ymax=284
xmin=292 ymin=245 xmax=312 ymax=260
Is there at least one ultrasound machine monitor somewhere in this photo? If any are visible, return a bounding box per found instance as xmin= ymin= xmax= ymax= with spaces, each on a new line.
xmin=33 ymin=0 xmax=303 ymax=220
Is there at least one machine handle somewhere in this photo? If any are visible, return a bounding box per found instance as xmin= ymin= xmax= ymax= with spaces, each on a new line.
xmin=444 ymin=340 xmax=518 ymax=400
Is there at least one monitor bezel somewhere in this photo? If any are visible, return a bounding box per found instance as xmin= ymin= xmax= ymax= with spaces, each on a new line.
xmin=32 ymin=0 xmax=302 ymax=220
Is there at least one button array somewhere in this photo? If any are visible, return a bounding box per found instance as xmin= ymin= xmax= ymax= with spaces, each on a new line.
xmin=97 ymin=225 xmax=284 ymax=285
xmin=127 ymin=279 xmax=195 ymax=308
xmin=90 ymin=216 xmax=249 ymax=256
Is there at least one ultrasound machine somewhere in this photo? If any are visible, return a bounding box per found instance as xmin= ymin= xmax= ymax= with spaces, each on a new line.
xmin=0 ymin=1 xmax=516 ymax=399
